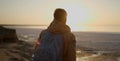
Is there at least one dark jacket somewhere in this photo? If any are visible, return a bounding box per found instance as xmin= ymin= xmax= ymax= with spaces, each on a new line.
xmin=38 ymin=20 xmax=76 ymax=61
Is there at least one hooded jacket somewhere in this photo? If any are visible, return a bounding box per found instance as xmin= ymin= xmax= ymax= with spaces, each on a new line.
xmin=38 ymin=20 xmax=76 ymax=61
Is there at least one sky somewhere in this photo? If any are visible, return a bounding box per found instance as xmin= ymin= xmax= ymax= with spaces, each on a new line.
xmin=0 ymin=0 xmax=120 ymax=32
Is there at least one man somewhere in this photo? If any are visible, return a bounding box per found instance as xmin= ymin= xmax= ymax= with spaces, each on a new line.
xmin=34 ymin=8 xmax=76 ymax=61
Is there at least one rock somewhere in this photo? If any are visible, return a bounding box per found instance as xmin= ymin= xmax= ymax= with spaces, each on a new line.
xmin=0 ymin=26 xmax=18 ymax=43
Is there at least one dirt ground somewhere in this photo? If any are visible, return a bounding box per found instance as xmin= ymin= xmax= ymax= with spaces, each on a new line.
xmin=0 ymin=41 xmax=34 ymax=61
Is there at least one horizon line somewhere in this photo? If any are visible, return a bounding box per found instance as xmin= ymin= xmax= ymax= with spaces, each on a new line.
xmin=0 ymin=24 xmax=48 ymax=26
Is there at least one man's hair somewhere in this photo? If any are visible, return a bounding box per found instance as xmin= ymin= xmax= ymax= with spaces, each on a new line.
xmin=54 ymin=8 xmax=67 ymax=20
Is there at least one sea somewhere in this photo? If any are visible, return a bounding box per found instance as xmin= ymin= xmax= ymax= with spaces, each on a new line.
xmin=4 ymin=26 xmax=120 ymax=61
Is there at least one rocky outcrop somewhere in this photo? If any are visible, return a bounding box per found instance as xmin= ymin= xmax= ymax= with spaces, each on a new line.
xmin=0 ymin=26 xmax=18 ymax=43
xmin=0 ymin=40 xmax=34 ymax=61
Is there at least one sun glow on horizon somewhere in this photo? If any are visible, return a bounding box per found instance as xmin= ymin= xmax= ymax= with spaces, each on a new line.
xmin=56 ymin=4 xmax=94 ymax=31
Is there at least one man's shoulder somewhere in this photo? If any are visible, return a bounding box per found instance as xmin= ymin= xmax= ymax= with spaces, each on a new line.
xmin=63 ymin=32 xmax=75 ymax=40
xmin=63 ymin=32 xmax=75 ymax=37
xmin=40 ymin=30 xmax=75 ymax=38
xmin=40 ymin=29 xmax=47 ymax=34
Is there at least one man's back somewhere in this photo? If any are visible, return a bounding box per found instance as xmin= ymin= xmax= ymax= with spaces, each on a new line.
xmin=37 ymin=21 xmax=76 ymax=61
xmin=34 ymin=31 xmax=63 ymax=61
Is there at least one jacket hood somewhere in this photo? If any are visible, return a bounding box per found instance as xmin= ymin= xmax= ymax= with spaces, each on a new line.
xmin=47 ymin=20 xmax=71 ymax=34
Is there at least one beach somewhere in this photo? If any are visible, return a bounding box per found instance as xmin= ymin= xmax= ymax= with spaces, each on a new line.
xmin=76 ymin=50 xmax=120 ymax=61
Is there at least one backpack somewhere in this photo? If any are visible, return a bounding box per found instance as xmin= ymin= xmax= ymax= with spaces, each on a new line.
xmin=33 ymin=31 xmax=63 ymax=61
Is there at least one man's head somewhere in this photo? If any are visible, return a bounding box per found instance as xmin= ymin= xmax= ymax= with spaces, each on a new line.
xmin=54 ymin=8 xmax=67 ymax=24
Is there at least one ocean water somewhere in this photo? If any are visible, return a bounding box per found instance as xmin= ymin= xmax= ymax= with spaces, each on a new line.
xmin=74 ymin=32 xmax=120 ymax=61
xmin=4 ymin=26 xmax=120 ymax=61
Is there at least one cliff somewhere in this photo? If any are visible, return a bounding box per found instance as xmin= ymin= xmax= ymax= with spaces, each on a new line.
xmin=0 ymin=26 xmax=18 ymax=43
